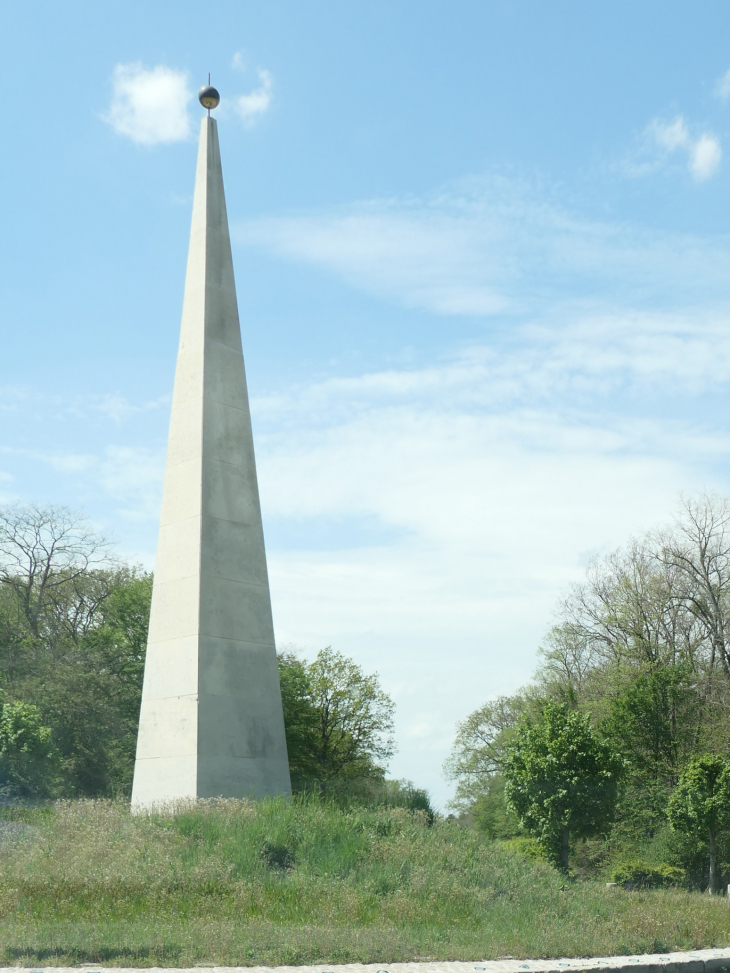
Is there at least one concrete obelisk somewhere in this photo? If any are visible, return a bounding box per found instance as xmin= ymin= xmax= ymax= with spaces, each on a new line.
xmin=131 ymin=85 xmax=291 ymax=807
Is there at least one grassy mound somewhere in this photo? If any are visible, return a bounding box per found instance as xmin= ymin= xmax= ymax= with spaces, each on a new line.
xmin=0 ymin=797 xmax=728 ymax=966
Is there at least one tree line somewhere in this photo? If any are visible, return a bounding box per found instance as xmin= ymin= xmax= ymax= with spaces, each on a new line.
xmin=0 ymin=504 xmax=425 ymax=811
xmin=445 ymin=493 xmax=730 ymax=891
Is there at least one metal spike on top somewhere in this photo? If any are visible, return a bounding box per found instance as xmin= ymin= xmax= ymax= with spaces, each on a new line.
xmin=198 ymin=73 xmax=220 ymax=115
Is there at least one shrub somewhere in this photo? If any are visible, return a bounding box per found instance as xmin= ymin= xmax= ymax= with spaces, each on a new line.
xmin=610 ymin=859 xmax=685 ymax=888
xmin=500 ymin=836 xmax=548 ymax=862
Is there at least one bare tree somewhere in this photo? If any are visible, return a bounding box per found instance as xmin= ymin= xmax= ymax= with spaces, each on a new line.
xmin=658 ymin=494 xmax=730 ymax=678
xmin=0 ymin=504 xmax=113 ymax=642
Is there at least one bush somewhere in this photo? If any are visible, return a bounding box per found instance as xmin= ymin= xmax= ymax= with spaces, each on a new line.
xmin=501 ymin=836 xmax=548 ymax=862
xmin=610 ymin=859 xmax=685 ymax=888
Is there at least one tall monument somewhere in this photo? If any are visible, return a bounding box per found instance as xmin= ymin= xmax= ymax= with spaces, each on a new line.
xmin=131 ymin=85 xmax=292 ymax=808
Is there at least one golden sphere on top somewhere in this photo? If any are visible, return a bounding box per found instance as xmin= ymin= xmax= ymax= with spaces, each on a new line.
xmin=198 ymin=85 xmax=220 ymax=110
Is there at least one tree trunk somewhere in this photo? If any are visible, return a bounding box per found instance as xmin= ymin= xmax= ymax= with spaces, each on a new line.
xmin=560 ymin=826 xmax=570 ymax=873
xmin=708 ymin=829 xmax=716 ymax=895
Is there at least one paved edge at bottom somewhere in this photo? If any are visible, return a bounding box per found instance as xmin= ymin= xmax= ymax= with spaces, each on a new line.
xmin=1 ymin=946 xmax=730 ymax=973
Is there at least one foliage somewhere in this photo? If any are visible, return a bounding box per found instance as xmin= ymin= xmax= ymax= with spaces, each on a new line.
xmin=469 ymin=774 xmax=520 ymax=839
xmin=446 ymin=493 xmax=730 ymax=884
xmin=604 ymin=665 xmax=699 ymax=780
xmin=500 ymin=835 xmax=547 ymax=861
xmin=610 ymin=859 xmax=685 ymax=888
xmin=443 ymin=692 xmax=533 ymax=811
xmin=277 ymin=651 xmax=320 ymax=783
xmin=0 ymin=503 xmax=151 ymax=797
xmin=602 ymin=665 xmax=701 ymax=844
xmin=667 ymin=755 xmax=730 ymax=892
xmin=503 ymin=702 xmax=623 ymax=870
xmin=0 ymin=505 xmax=401 ymax=800
xmin=667 ymin=755 xmax=730 ymax=839
xmin=278 ymin=647 xmax=395 ymax=788
xmin=0 ymin=699 xmax=58 ymax=797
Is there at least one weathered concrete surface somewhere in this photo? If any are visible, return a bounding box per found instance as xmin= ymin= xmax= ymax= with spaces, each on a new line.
xmin=131 ymin=116 xmax=291 ymax=808
xmin=7 ymin=945 xmax=730 ymax=973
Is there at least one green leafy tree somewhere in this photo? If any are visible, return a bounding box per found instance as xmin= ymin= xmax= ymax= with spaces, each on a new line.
xmin=0 ymin=698 xmax=59 ymax=797
xmin=277 ymin=647 xmax=395 ymax=788
xmin=603 ymin=665 xmax=701 ymax=841
xmin=667 ymin=755 xmax=730 ymax=893
xmin=309 ymin=646 xmax=395 ymax=782
xmin=277 ymin=652 xmax=320 ymax=785
xmin=504 ymin=701 xmax=622 ymax=871
xmin=30 ymin=567 xmax=151 ymax=796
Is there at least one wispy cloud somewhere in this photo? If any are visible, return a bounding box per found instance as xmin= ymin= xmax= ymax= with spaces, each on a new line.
xmin=95 ymin=393 xmax=169 ymax=424
xmin=649 ymin=116 xmax=690 ymax=152
xmin=644 ymin=115 xmax=721 ymax=181
xmin=251 ymin=310 xmax=730 ymax=429
xmin=716 ymin=67 xmax=730 ymax=102
xmin=236 ymin=177 xmax=730 ymax=316
xmin=233 ymin=69 xmax=273 ymax=127
xmin=103 ymin=63 xmax=192 ymax=145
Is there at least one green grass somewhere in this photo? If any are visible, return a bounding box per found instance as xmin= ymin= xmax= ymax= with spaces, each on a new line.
xmin=0 ymin=798 xmax=728 ymax=967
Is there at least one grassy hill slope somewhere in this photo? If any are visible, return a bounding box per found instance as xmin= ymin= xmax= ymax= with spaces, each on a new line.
xmin=0 ymin=798 xmax=728 ymax=967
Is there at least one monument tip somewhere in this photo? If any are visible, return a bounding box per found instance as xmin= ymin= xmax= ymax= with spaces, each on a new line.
xmin=198 ymin=84 xmax=220 ymax=112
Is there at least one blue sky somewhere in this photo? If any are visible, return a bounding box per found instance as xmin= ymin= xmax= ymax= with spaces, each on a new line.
xmin=4 ymin=1 xmax=730 ymax=807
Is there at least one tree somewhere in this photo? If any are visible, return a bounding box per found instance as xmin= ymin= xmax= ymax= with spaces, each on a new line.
xmin=308 ymin=646 xmax=395 ymax=781
xmin=277 ymin=652 xmax=320 ymax=785
xmin=0 ymin=698 xmax=59 ymax=797
xmin=0 ymin=503 xmax=111 ymax=642
xmin=503 ymin=702 xmax=622 ymax=871
xmin=659 ymin=495 xmax=730 ymax=678
xmin=602 ymin=665 xmax=701 ymax=840
xmin=0 ymin=504 xmax=151 ymax=797
xmin=25 ymin=567 xmax=151 ymax=796
xmin=277 ymin=647 xmax=395 ymax=787
xmin=446 ymin=493 xmax=730 ymax=877
xmin=443 ymin=693 xmax=532 ymax=812
xmin=667 ymin=755 xmax=730 ymax=894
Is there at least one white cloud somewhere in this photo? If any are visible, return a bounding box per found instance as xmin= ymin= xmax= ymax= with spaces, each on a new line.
xmin=716 ymin=67 xmax=730 ymax=102
xmin=251 ymin=310 xmax=730 ymax=426
xmin=690 ymin=133 xmax=722 ymax=180
xmin=649 ymin=115 xmax=690 ymax=151
xmin=233 ymin=69 xmax=273 ymax=127
xmin=231 ymin=51 xmax=245 ymax=71
xmin=236 ymin=178 xmax=730 ymax=316
xmin=103 ymin=63 xmax=192 ymax=145
xmin=644 ymin=115 xmax=721 ymax=181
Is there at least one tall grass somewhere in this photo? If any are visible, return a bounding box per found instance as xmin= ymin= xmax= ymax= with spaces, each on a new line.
xmin=0 ymin=797 xmax=728 ymax=966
